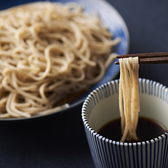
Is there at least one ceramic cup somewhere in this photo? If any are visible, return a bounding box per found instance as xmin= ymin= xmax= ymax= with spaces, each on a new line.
xmin=81 ymin=78 xmax=168 ymax=168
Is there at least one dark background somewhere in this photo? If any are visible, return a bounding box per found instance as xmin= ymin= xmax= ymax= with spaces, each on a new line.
xmin=109 ymin=0 xmax=168 ymax=86
xmin=1 ymin=0 xmax=168 ymax=167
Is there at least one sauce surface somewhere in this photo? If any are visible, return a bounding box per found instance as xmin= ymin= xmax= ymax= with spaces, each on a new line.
xmin=98 ymin=117 xmax=167 ymax=142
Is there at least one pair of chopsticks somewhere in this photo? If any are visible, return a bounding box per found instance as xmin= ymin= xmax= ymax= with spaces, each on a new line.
xmin=115 ymin=52 xmax=168 ymax=64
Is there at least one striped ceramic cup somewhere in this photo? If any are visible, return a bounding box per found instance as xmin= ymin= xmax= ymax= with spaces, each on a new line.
xmin=82 ymin=78 xmax=168 ymax=168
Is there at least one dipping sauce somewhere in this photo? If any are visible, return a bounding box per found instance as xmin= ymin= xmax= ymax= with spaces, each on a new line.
xmin=98 ymin=117 xmax=167 ymax=142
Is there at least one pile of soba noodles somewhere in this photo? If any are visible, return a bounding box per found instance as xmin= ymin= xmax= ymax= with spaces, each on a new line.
xmin=0 ymin=2 xmax=120 ymax=118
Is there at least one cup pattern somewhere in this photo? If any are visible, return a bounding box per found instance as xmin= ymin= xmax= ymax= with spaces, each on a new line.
xmin=82 ymin=78 xmax=168 ymax=168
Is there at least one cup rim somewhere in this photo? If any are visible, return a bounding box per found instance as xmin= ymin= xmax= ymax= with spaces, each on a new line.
xmin=81 ymin=78 xmax=168 ymax=145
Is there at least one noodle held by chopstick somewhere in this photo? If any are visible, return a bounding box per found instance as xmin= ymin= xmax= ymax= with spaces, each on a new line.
xmin=119 ymin=57 xmax=140 ymax=142
xmin=0 ymin=2 xmax=119 ymax=118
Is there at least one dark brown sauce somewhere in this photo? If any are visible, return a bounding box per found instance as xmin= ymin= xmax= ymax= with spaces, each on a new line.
xmin=98 ymin=117 xmax=167 ymax=142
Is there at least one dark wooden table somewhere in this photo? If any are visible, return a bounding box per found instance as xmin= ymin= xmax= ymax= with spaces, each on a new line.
xmin=1 ymin=0 xmax=168 ymax=167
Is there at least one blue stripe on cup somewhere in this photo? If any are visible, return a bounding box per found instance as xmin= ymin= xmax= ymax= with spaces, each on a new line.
xmin=82 ymin=78 xmax=168 ymax=168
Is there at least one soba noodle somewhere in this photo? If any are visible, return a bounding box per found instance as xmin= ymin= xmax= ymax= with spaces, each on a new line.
xmin=0 ymin=2 xmax=119 ymax=118
xmin=119 ymin=57 xmax=140 ymax=142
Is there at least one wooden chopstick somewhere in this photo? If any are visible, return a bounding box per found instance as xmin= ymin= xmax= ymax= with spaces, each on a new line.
xmin=115 ymin=52 xmax=168 ymax=64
